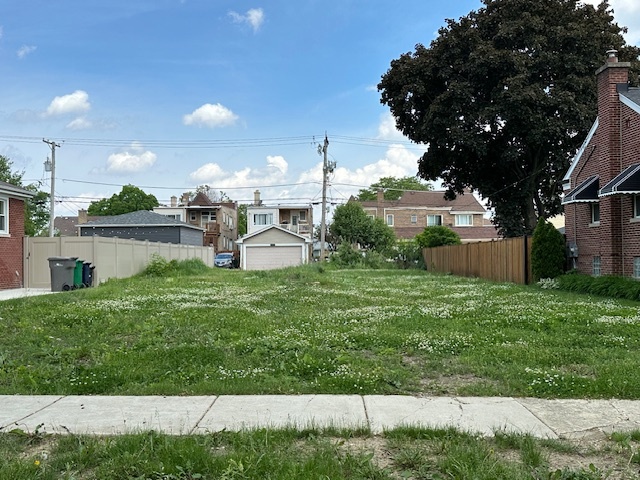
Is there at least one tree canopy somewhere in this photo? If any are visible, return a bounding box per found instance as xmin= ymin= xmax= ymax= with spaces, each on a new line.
xmin=88 ymin=185 xmax=159 ymax=216
xmin=330 ymin=202 xmax=395 ymax=253
xmin=378 ymin=0 xmax=640 ymax=237
xmin=357 ymin=176 xmax=432 ymax=201
xmin=0 ymin=155 xmax=49 ymax=236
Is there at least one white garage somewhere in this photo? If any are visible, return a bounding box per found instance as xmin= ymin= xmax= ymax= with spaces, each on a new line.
xmin=237 ymin=225 xmax=312 ymax=271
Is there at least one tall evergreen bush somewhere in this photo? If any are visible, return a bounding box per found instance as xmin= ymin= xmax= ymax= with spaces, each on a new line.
xmin=531 ymin=218 xmax=565 ymax=280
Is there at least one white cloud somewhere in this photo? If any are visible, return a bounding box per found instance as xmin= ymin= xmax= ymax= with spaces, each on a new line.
xmin=190 ymin=155 xmax=289 ymax=187
xmin=183 ymin=103 xmax=238 ymax=128
xmin=45 ymin=90 xmax=91 ymax=117
xmin=266 ymin=155 xmax=287 ymax=174
xmin=377 ymin=112 xmax=408 ymax=142
xmin=66 ymin=117 xmax=93 ymax=130
xmin=17 ymin=45 xmax=36 ymax=59
xmin=228 ymin=8 xmax=264 ymax=33
xmin=106 ymin=143 xmax=157 ymax=173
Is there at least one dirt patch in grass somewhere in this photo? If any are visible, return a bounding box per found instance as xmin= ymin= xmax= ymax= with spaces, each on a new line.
xmin=340 ymin=436 xmax=396 ymax=471
xmin=418 ymin=373 xmax=500 ymax=396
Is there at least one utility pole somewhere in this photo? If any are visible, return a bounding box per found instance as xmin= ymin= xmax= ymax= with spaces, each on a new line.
xmin=318 ymin=134 xmax=335 ymax=262
xmin=43 ymin=139 xmax=61 ymax=237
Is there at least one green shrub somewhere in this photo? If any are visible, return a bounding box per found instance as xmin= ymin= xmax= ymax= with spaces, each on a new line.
xmin=330 ymin=242 xmax=364 ymax=268
xmin=393 ymin=239 xmax=426 ymax=269
xmin=531 ymin=218 xmax=565 ymax=281
xmin=415 ymin=226 xmax=461 ymax=248
xmin=556 ymin=272 xmax=640 ymax=301
xmin=363 ymin=250 xmax=387 ymax=269
xmin=144 ymin=254 xmax=171 ymax=276
xmin=142 ymin=254 xmax=210 ymax=277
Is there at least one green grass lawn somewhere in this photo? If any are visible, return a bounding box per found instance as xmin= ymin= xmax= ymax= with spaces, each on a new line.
xmin=3 ymin=426 xmax=640 ymax=479
xmin=2 ymin=265 xmax=640 ymax=398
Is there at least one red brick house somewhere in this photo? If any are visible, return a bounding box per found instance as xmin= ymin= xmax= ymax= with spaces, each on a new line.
xmin=562 ymin=50 xmax=640 ymax=277
xmin=356 ymin=189 xmax=499 ymax=242
xmin=0 ymin=180 xmax=35 ymax=289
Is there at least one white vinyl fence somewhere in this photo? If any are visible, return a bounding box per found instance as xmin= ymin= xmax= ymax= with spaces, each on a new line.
xmin=24 ymin=236 xmax=215 ymax=289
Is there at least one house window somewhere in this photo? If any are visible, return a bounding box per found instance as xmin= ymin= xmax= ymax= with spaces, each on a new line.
xmin=410 ymin=215 xmax=417 ymax=224
xmin=634 ymin=258 xmax=640 ymax=279
xmin=427 ymin=214 xmax=442 ymax=226
xmin=386 ymin=214 xmax=394 ymax=226
xmin=164 ymin=214 xmax=181 ymax=221
xmin=190 ymin=212 xmax=197 ymax=221
xmin=367 ymin=214 xmax=375 ymax=220
xmin=299 ymin=210 xmax=307 ymax=222
xmin=591 ymin=203 xmax=600 ymax=224
xmin=634 ymin=195 xmax=640 ymax=218
xmin=0 ymin=197 xmax=7 ymax=234
xmin=455 ymin=214 xmax=473 ymax=226
xmin=254 ymin=213 xmax=273 ymax=225
xmin=592 ymin=256 xmax=601 ymax=277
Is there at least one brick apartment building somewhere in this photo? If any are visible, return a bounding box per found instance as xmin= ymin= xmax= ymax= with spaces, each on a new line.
xmin=562 ymin=50 xmax=640 ymax=277
xmin=0 ymin=180 xmax=35 ymax=289
xmin=356 ymin=189 xmax=499 ymax=242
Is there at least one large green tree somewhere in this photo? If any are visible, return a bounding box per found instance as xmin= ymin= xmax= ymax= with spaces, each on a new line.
xmin=330 ymin=202 xmax=395 ymax=253
xmin=378 ymin=0 xmax=640 ymax=237
xmin=0 ymin=155 xmax=50 ymax=236
xmin=356 ymin=176 xmax=432 ymax=201
xmin=88 ymin=184 xmax=159 ymax=216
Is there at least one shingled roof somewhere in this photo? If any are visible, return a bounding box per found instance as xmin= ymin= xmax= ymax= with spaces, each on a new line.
xmin=81 ymin=210 xmax=203 ymax=230
xmin=359 ymin=190 xmax=486 ymax=213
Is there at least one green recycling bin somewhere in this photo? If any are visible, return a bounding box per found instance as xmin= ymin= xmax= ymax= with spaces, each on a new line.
xmin=48 ymin=257 xmax=76 ymax=292
xmin=74 ymin=259 xmax=85 ymax=289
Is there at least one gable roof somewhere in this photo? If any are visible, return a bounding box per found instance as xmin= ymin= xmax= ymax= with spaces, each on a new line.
xmin=236 ymin=224 xmax=312 ymax=243
xmin=619 ymin=84 xmax=640 ymax=115
xmin=562 ymin=119 xmax=599 ymax=187
xmin=189 ymin=192 xmax=215 ymax=207
xmin=80 ymin=210 xmax=204 ymax=230
xmin=358 ymin=190 xmax=486 ymax=213
xmin=0 ymin=180 xmax=35 ymax=199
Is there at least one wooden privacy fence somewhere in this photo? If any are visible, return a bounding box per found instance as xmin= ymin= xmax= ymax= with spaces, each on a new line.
xmin=422 ymin=237 xmax=533 ymax=285
xmin=24 ymin=236 xmax=215 ymax=289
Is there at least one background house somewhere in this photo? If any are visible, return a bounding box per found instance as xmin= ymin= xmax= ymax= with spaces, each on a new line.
xmin=562 ymin=50 xmax=640 ymax=278
xmin=154 ymin=192 xmax=238 ymax=252
xmin=79 ymin=210 xmax=205 ymax=246
xmin=357 ymin=189 xmax=499 ymax=242
xmin=246 ymin=190 xmax=313 ymax=238
xmin=54 ymin=209 xmax=99 ymax=236
xmin=0 ymin=180 xmax=35 ymax=289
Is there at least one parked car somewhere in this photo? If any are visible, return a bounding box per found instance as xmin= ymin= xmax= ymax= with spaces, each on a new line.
xmin=214 ymin=252 xmax=236 ymax=268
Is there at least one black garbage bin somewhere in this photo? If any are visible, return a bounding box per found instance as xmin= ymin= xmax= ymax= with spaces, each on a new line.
xmin=82 ymin=262 xmax=95 ymax=287
xmin=47 ymin=256 xmax=76 ymax=292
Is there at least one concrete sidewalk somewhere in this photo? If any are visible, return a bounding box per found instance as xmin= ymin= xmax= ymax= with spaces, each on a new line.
xmin=0 ymin=288 xmax=54 ymax=301
xmin=1 ymin=395 xmax=638 ymax=439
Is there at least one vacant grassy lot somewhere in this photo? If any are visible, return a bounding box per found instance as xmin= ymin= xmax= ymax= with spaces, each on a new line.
xmin=1 ymin=266 xmax=640 ymax=398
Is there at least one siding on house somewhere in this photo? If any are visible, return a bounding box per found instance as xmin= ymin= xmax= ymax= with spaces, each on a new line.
xmin=79 ymin=210 xmax=205 ymax=247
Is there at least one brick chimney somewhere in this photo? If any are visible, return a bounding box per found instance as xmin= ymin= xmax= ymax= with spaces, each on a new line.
xmin=596 ymin=49 xmax=630 ymax=180
xmin=253 ymin=189 xmax=262 ymax=206
xmin=377 ymin=188 xmax=384 ymax=203
xmin=78 ymin=209 xmax=88 ymax=224
xmin=170 ymin=196 xmax=177 ymax=207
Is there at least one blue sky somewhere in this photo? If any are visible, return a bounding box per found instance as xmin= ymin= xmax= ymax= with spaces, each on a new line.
xmin=1 ymin=0 xmax=639 ymax=217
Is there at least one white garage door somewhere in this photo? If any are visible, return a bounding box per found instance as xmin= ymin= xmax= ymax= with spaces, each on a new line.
xmin=245 ymin=246 xmax=303 ymax=270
